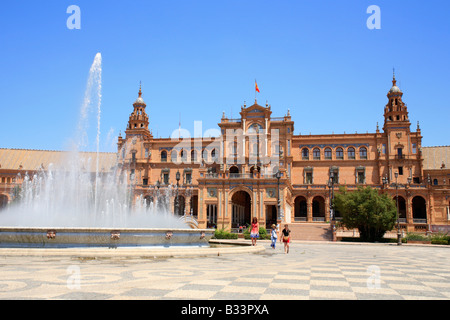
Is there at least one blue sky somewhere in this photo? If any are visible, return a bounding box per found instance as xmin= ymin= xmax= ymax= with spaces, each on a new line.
xmin=0 ymin=0 xmax=449 ymax=152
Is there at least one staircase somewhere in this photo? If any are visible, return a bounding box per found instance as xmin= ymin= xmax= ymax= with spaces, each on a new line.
xmin=287 ymin=223 xmax=332 ymax=241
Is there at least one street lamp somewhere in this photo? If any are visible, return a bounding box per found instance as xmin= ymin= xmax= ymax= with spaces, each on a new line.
xmin=328 ymin=172 xmax=336 ymax=241
xmin=175 ymin=170 xmax=181 ymax=215
xmin=395 ymin=172 xmax=402 ymax=246
xmin=328 ymin=172 xmax=335 ymax=221
xmin=382 ymin=175 xmax=389 ymax=187
xmin=275 ymin=170 xmax=282 ymax=223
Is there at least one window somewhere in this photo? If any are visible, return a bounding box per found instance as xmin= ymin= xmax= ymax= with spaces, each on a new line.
xmin=359 ymin=147 xmax=367 ymax=160
xmin=304 ymin=167 xmax=313 ymax=184
xmin=356 ymin=167 xmax=365 ymax=184
xmin=313 ymin=148 xmax=320 ymax=160
xmin=301 ymin=148 xmax=309 ymax=160
xmin=180 ymin=150 xmax=187 ymax=162
xmin=186 ymin=173 xmax=192 ymax=185
xmin=171 ymin=150 xmax=178 ymax=163
xmin=398 ymin=166 xmax=403 ymax=175
xmin=433 ymin=179 xmax=438 ymax=186
xmin=357 ymin=172 xmax=365 ymax=184
xmin=211 ymin=149 xmax=218 ymax=162
xmin=324 ymin=148 xmax=332 ymax=160
xmin=306 ymin=172 xmax=313 ymax=184
xmin=330 ymin=168 xmax=339 ymax=184
xmin=336 ymin=148 xmax=344 ymax=160
xmin=131 ymin=151 xmax=136 ymax=162
xmin=163 ymin=173 xmax=169 ymax=185
xmin=161 ymin=150 xmax=167 ymax=162
xmin=191 ymin=150 xmax=197 ymax=163
xmin=413 ymin=177 xmax=420 ymax=184
xmin=143 ymin=178 xmax=148 ymax=186
xmin=412 ymin=143 xmax=417 ymax=154
xmin=145 ymin=148 xmax=149 ymax=158
xmin=230 ymin=142 xmax=237 ymax=156
xmin=348 ymin=147 xmax=355 ymax=160
xmin=382 ymin=144 xmax=386 ymax=154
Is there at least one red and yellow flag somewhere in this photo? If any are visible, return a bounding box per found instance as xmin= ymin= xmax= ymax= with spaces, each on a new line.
xmin=255 ymin=80 xmax=260 ymax=93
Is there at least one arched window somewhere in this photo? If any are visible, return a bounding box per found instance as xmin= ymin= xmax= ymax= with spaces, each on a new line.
xmin=180 ymin=150 xmax=187 ymax=162
xmin=161 ymin=150 xmax=167 ymax=162
xmin=324 ymin=148 xmax=332 ymax=160
xmin=171 ymin=150 xmax=178 ymax=163
xmin=348 ymin=147 xmax=355 ymax=160
xmin=248 ymin=123 xmax=263 ymax=133
xmin=313 ymin=148 xmax=320 ymax=160
xmin=211 ymin=149 xmax=218 ymax=162
xmin=359 ymin=147 xmax=367 ymax=159
xmin=301 ymin=148 xmax=309 ymax=160
xmin=336 ymin=147 xmax=344 ymax=160
xmin=191 ymin=150 xmax=197 ymax=163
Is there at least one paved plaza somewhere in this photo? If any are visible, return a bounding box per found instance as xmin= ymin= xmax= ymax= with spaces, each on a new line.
xmin=0 ymin=241 xmax=449 ymax=300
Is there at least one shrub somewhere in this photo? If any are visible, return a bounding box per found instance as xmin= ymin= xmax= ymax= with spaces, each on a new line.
xmin=334 ymin=186 xmax=397 ymax=242
xmin=431 ymin=239 xmax=449 ymax=245
xmin=404 ymin=233 xmax=429 ymax=241
xmin=213 ymin=229 xmax=238 ymax=240
xmin=243 ymin=226 xmax=271 ymax=240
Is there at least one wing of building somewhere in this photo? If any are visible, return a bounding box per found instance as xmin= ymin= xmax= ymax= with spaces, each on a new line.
xmin=1 ymin=76 xmax=449 ymax=235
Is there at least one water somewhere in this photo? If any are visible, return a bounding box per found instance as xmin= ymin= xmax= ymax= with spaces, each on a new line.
xmin=0 ymin=53 xmax=186 ymax=229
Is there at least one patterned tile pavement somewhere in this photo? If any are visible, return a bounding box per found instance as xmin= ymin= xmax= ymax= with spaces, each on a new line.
xmin=0 ymin=241 xmax=449 ymax=300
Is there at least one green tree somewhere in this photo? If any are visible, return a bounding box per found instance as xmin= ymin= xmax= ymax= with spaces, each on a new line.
xmin=334 ymin=186 xmax=397 ymax=242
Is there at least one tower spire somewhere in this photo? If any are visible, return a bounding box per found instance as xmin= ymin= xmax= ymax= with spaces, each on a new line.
xmin=392 ymin=68 xmax=397 ymax=86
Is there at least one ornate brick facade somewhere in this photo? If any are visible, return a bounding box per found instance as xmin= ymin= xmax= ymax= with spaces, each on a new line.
xmin=1 ymin=76 xmax=449 ymax=233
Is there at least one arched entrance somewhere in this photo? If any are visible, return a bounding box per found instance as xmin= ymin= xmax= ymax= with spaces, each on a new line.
xmin=174 ymin=195 xmax=185 ymax=216
xmin=312 ymin=196 xmax=325 ymax=221
xmin=231 ymin=190 xmax=251 ymax=228
xmin=294 ymin=196 xmax=307 ymax=221
xmin=157 ymin=194 xmax=169 ymax=212
xmin=144 ymin=195 xmax=154 ymax=209
xmin=266 ymin=205 xmax=277 ymax=229
xmin=412 ymin=196 xmax=427 ymax=223
xmin=190 ymin=195 xmax=198 ymax=217
xmin=393 ymin=196 xmax=406 ymax=221
xmin=230 ymin=166 xmax=239 ymax=178
xmin=0 ymin=194 xmax=8 ymax=210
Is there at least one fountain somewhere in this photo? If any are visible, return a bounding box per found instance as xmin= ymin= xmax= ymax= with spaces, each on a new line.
xmin=0 ymin=53 xmax=214 ymax=248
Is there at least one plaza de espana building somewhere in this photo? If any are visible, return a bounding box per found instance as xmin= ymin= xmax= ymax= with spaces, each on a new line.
xmin=1 ymin=75 xmax=449 ymax=236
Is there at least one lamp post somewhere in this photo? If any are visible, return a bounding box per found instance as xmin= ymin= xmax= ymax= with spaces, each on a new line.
xmin=395 ymin=172 xmax=402 ymax=245
xmin=175 ymin=170 xmax=180 ymax=216
xmin=275 ymin=170 xmax=282 ymax=224
xmin=328 ymin=172 xmax=336 ymax=241
xmin=382 ymin=175 xmax=389 ymax=189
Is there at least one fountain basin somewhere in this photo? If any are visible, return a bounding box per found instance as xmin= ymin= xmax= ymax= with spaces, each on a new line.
xmin=0 ymin=227 xmax=214 ymax=248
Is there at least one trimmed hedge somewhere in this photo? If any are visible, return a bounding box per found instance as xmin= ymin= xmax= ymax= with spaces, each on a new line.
xmin=213 ymin=229 xmax=238 ymax=240
xmin=243 ymin=227 xmax=271 ymax=240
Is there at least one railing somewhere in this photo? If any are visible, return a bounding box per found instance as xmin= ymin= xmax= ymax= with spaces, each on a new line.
xmin=413 ymin=219 xmax=427 ymax=224
xmin=230 ymin=173 xmax=253 ymax=179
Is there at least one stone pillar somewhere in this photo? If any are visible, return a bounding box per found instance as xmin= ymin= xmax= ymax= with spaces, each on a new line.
xmin=307 ymin=195 xmax=313 ymax=222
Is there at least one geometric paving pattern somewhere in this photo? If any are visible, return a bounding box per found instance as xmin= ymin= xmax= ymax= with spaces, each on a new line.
xmin=0 ymin=242 xmax=449 ymax=300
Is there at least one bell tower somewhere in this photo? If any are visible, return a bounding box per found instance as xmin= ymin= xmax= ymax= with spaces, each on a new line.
xmin=380 ymin=72 xmax=422 ymax=184
xmin=383 ymin=72 xmax=410 ymax=130
xmin=125 ymin=83 xmax=151 ymax=138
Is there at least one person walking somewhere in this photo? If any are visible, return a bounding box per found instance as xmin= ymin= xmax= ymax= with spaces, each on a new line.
xmin=280 ymin=224 xmax=291 ymax=254
xmin=250 ymin=217 xmax=259 ymax=246
xmin=270 ymin=224 xmax=278 ymax=249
